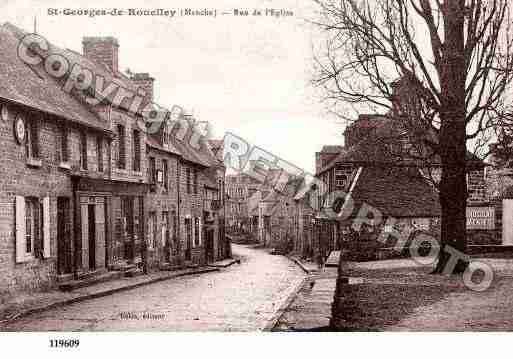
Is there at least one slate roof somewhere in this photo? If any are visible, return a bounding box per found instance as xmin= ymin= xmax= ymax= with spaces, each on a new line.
xmin=169 ymin=136 xmax=212 ymax=167
xmin=208 ymin=139 xmax=223 ymax=159
xmin=319 ymin=145 xmax=343 ymax=153
xmin=347 ymin=166 xmax=441 ymax=218
xmin=2 ymin=22 xmax=223 ymax=172
xmin=317 ymin=115 xmax=485 ymax=175
xmin=0 ymin=23 xmax=108 ymax=132
xmin=146 ymin=135 xmax=181 ymax=156
xmin=203 ymin=174 xmax=218 ymax=190
xmin=3 ymin=23 xmax=145 ymax=113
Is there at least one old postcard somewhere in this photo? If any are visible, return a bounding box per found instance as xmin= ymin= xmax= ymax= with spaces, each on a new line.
xmin=0 ymin=0 xmax=513 ymax=356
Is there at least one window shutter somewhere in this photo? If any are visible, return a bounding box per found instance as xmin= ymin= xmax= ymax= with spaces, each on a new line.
xmin=43 ymin=196 xmax=51 ymax=258
xmin=199 ymin=217 xmax=203 ymax=246
xmin=34 ymin=201 xmax=41 ymax=258
xmin=192 ymin=218 xmax=196 ymax=248
xmin=161 ymin=222 xmax=166 ymax=247
xmin=15 ymin=196 xmax=27 ymax=263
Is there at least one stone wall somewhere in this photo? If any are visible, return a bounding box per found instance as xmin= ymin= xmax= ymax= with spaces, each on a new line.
xmin=0 ymin=101 xmax=70 ymax=298
xmin=145 ymin=148 xmax=180 ymax=270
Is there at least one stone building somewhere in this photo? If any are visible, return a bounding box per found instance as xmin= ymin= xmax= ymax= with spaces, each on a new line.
xmin=309 ymin=113 xmax=488 ymax=261
xmin=225 ymin=173 xmax=260 ymax=233
xmin=0 ymin=23 xmax=123 ymax=296
xmin=145 ymin=117 xmax=226 ymax=269
xmin=0 ymin=23 xmax=229 ymax=298
xmin=145 ymin=126 xmax=181 ymax=270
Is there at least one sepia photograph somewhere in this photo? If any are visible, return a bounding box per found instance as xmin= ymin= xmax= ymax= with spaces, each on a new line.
xmin=0 ymin=0 xmax=513 ymax=356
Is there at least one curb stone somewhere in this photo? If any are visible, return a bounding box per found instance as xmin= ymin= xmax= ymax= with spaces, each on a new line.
xmin=207 ymin=258 xmax=241 ymax=268
xmin=262 ymin=276 xmax=310 ymax=332
xmin=0 ymin=267 xmax=220 ymax=327
xmin=262 ymin=254 xmax=314 ymax=331
xmin=288 ymin=256 xmax=316 ymax=275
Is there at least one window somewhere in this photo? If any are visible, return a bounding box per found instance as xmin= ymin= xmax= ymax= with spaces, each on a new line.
xmin=25 ymin=198 xmax=39 ymax=255
xmin=16 ymin=196 xmax=50 ymax=262
xmin=383 ymin=224 xmax=394 ymax=233
xmin=163 ymin=123 xmax=171 ymax=147
xmin=117 ymin=124 xmax=126 ymax=169
xmin=162 ymin=211 xmax=170 ymax=248
xmin=97 ymin=136 xmax=103 ymax=172
xmin=185 ymin=217 xmax=192 ymax=256
xmin=133 ymin=129 xmax=141 ymax=172
xmin=171 ymin=210 xmax=178 ymax=255
xmin=186 ymin=167 xmax=191 ymax=194
xmin=218 ymin=179 xmax=223 ymax=201
xmin=60 ymin=125 xmax=68 ymax=162
xmin=149 ymin=157 xmax=156 ymax=183
xmin=26 ymin=120 xmax=40 ymax=159
xmin=335 ymin=169 xmax=348 ymax=188
xmin=80 ymin=132 xmax=88 ymax=170
xmin=134 ymin=197 xmax=143 ymax=242
xmin=194 ymin=217 xmax=200 ymax=246
xmin=147 ymin=212 xmax=157 ymax=250
xmin=193 ymin=168 xmax=198 ymax=194
xmin=163 ymin=159 xmax=169 ymax=191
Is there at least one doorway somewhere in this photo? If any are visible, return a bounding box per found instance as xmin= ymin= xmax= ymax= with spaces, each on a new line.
xmin=121 ymin=197 xmax=134 ymax=262
xmin=205 ymin=228 xmax=214 ymax=263
xmin=185 ymin=218 xmax=192 ymax=261
xmin=88 ymin=204 xmax=96 ymax=270
xmin=57 ymin=197 xmax=72 ymax=274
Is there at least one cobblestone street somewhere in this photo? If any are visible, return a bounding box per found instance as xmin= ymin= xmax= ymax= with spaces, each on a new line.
xmin=3 ymin=245 xmax=305 ymax=331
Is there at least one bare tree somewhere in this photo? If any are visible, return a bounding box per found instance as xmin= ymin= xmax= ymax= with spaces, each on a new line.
xmin=311 ymin=0 xmax=513 ymax=273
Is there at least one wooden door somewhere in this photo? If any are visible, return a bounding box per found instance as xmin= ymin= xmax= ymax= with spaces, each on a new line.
xmin=57 ymin=197 xmax=72 ymax=274
xmin=185 ymin=218 xmax=192 ymax=261
xmin=95 ymin=198 xmax=106 ymax=269
xmin=206 ymin=229 xmax=214 ymax=263
xmin=122 ymin=197 xmax=134 ymax=261
xmin=88 ymin=204 xmax=96 ymax=270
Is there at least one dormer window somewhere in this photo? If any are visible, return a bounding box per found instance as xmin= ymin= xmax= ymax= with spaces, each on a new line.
xmin=162 ymin=122 xmax=171 ymax=148
xmin=335 ymin=169 xmax=348 ymax=188
xmin=117 ymin=124 xmax=126 ymax=169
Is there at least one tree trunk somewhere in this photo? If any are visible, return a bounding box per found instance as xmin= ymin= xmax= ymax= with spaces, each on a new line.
xmin=433 ymin=0 xmax=468 ymax=274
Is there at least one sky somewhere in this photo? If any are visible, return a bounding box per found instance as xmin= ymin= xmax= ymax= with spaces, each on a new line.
xmin=1 ymin=0 xmax=344 ymax=173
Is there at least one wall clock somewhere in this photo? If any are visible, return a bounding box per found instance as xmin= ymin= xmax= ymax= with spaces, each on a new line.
xmin=14 ymin=115 xmax=26 ymax=144
xmin=0 ymin=105 xmax=8 ymax=122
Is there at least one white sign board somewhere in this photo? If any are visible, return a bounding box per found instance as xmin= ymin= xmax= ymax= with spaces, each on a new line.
xmin=467 ymin=206 xmax=495 ymax=230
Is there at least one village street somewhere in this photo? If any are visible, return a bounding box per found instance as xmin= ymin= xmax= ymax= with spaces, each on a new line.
xmin=2 ymin=245 xmax=305 ymax=331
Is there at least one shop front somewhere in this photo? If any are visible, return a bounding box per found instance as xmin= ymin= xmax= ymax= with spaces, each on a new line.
xmin=72 ymin=176 xmax=148 ymax=275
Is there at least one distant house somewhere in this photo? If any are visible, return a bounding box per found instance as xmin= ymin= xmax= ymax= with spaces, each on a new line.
xmin=310 ymin=113 xmax=489 ymax=260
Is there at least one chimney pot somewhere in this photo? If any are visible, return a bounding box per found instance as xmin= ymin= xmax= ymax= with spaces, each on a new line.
xmin=82 ymin=36 xmax=119 ymax=74
xmin=131 ymin=72 xmax=155 ymax=103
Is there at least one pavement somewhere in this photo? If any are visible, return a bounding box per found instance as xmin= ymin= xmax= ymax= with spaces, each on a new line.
xmin=273 ymin=262 xmax=338 ymax=331
xmin=1 ymin=244 xmax=305 ymax=331
xmin=275 ymin=256 xmax=513 ymax=331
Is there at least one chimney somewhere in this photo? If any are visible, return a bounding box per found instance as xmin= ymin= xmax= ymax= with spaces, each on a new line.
xmin=131 ymin=73 xmax=155 ymax=103
xmin=82 ymin=36 xmax=119 ymax=74
xmin=344 ymin=114 xmax=381 ymax=147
